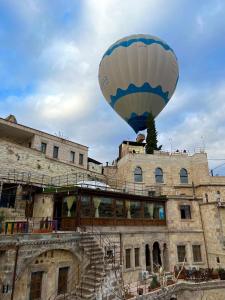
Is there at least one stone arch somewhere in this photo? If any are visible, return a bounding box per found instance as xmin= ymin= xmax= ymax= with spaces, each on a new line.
xmin=163 ymin=243 xmax=169 ymax=271
xmin=15 ymin=247 xmax=80 ymax=300
xmin=16 ymin=242 xmax=81 ymax=280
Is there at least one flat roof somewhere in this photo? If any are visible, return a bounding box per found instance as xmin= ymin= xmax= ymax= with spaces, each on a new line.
xmin=121 ymin=140 xmax=146 ymax=146
xmin=0 ymin=117 xmax=88 ymax=149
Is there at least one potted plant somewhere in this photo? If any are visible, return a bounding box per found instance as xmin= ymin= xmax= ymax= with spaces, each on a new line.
xmin=218 ymin=268 xmax=225 ymax=280
xmin=149 ymin=275 xmax=160 ymax=291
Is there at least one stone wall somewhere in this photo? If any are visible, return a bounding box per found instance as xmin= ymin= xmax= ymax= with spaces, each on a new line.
xmin=200 ymin=203 xmax=225 ymax=268
xmin=0 ymin=139 xmax=91 ymax=177
xmin=115 ymin=152 xmax=210 ymax=196
xmin=134 ymin=281 xmax=225 ymax=300
xmin=31 ymin=133 xmax=88 ymax=169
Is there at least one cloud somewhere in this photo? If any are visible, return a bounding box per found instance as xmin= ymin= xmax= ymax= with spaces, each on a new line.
xmin=0 ymin=0 xmax=225 ymax=169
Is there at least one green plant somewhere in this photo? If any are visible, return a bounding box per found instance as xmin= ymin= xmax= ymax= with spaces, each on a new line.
xmin=145 ymin=113 xmax=162 ymax=154
xmin=150 ymin=275 xmax=160 ymax=289
xmin=218 ymin=268 xmax=225 ymax=274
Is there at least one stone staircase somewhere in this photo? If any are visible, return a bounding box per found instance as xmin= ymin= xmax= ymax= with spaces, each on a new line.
xmin=76 ymin=234 xmax=106 ymax=299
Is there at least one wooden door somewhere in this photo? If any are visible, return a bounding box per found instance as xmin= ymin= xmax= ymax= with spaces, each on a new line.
xmin=58 ymin=267 xmax=69 ymax=295
xmin=30 ymin=271 xmax=43 ymax=300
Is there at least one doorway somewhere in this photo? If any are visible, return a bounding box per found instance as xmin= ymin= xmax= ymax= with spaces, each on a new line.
xmin=153 ymin=242 xmax=162 ymax=272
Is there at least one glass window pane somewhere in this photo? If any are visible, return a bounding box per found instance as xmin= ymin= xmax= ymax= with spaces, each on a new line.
xmin=97 ymin=197 xmax=114 ymax=218
xmin=41 ymin=142 xmax=47 ymax=154
xmin=180 ymin=205 xmax=191 ymax=219
xmin=135 ymin=248 xmax=140 ymax=267
xmin=116 ymin=200 xmax=125 ymax=218
xmin=144 ymin=202 xmax=154 ymax=219
xmin=70 ymin=151 xmax=75 ymax=163
xmin=134 ymin=167 xmax=142 ymax=182
xmin=192 ymin=245 xmax=202 ymax=262
xmin=53 ymin=146 xmax=59 ymax=159
xmin=79 ymin=153 xmax=84 ymax=165
xmin=155 ymin=168 xmax=163 ymax=183
xmin=177 ymin=245 xmax=186 ymax=262
xmin=125 ymin=249 xmax=131 ymax=268
xmin=80 ymin=195 xmax=92 ymax=217
xmin=153 ymin=204 xmax=165 ymax=220
xmin=130 ymin=201 xmax=142 ymax=218
xmin=180 ymin=168 xmax=188 ymax=183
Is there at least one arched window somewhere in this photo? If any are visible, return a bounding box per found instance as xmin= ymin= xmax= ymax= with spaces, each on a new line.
xmin=180 ymin=168 xmax=188 ymax=184
xmin=134 ymin=167 xmax=142 ymax=182
xmin=155 ymin=168 xmax=163 ymax=183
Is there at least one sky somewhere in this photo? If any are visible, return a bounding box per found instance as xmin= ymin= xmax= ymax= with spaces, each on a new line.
xmin=1 ymin=0 xmax=225 ymax=173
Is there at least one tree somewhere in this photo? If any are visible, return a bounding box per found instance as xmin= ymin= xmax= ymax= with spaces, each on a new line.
xmin=145 ymin=113 xmax=162 ymax=154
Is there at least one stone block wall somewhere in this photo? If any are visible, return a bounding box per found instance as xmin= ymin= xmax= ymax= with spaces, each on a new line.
xmin=0 ymin=139 xmax=89 ymax=177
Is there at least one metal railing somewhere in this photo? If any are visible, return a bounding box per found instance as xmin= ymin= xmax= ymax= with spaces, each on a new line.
xmin=0 ymin=218 xmax=57 ymax=235
xmin=0 ymin=167 xmax=164 ymax=197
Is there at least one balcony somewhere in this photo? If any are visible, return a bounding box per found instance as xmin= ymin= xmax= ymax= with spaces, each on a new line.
xmin=0 ymin=218 xmax=57 ymax=235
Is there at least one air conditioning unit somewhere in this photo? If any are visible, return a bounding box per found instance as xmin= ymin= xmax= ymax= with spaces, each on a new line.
xmin=139 ymin=270 xmax=149 ymax=281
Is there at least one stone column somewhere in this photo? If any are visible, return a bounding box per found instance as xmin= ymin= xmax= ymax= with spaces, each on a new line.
xmin=159 ymin=243 xmax=164 ymax=269
xmin=150 ymin=244 xmax=153 ymax=273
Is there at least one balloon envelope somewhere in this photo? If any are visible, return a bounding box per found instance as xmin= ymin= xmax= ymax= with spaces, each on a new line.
xmin=98 ymin=34 xmax=179 ymax=133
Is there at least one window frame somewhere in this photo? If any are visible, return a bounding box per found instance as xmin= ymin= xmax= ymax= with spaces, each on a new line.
xmin=53 ymin=146 xmax=59 ymax=159
xmin=70 ymin=151 xmax=75 ymax=163
xmin=125 ymin=248 xmax=132 ymax=269
xmin=177 ymin=245 xmax=187 ymax=263
xmin=180 ymin=204 xmax=191 ymax=220
xmin=79 ymin=153 xmax=84 ymax=165
xmin=180 ymin=168 xmax=188 ymax=184
xmin=41 ymin=142 xmax=47 ymax=154
xmin=134 ymin=247 xmax=140 ymax=267
xmin=192 ymin=245 xmax=202 ymax=262
xmin=155 ymin=167 xmax=164 ymax=183
xmin=134 ymin=166 xmax=143 ymax=183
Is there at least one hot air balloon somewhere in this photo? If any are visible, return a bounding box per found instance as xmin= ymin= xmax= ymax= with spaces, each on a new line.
xmin=98 ymin=34 xmax=179 ymax=133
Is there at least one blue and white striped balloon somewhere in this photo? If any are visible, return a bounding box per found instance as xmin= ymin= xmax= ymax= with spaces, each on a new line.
xmin=98 ymin=34 xmax=179 ymax=133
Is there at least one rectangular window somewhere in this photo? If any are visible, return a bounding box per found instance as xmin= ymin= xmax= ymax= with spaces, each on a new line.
xmin=41 ymin=142 xmax=47 ymax=154
xmin=180 ymin=205 xmax=191 ymax=219
xmin=116 ymin=200 xmax=125 ymax=218
xmin=177 ymin=245 xmax=186 ymax=263
xmin=30 ymin=271 xmax=43 ymax=300
xmin=80 ymin=195 xmax=93 ymax=217
xmin=79 ymin=153 xmax=84 ymax=165
xmin=192 ymin=245 xmax=202 ymax=262
xmin=130 ymin=201 xmax=142 ymax=218
xmin=97 ymin=197 xmax=114 ymax=218
xmin=135 ymin=248 xmax=140 ymax=267
xmin=153 ymin=204 xmax=165 ymax=220
xmin=58 ymin=267 xmax=69 ymax=295
xmin=53 ymin=146 xmax=59 ymax=159
xmin=125 ymin=249 xmax=131 ymax=269
xmin=70 ymin=151 xmax=75 ymax=163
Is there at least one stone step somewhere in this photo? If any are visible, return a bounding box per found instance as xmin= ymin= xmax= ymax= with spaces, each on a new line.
xmin=81 ymin=279 xmax=101 ymax=289
xmin=80 ymin=241 xmax=99 ymax=247
xmin=82 ymin=274 xmax=103 ymax=283
xmin=87 ymin=270 xmax=105 ymax=277
xmin=86 ymin=248 xmax=104 ymax=255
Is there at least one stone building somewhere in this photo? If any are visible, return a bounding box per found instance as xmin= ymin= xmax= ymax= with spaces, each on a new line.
xmin=1 ymin=117 xmax=225 ymax=299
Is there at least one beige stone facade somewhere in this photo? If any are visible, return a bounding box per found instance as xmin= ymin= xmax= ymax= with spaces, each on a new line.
xmin=1 ymin=122 xmax=225 ymax=299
